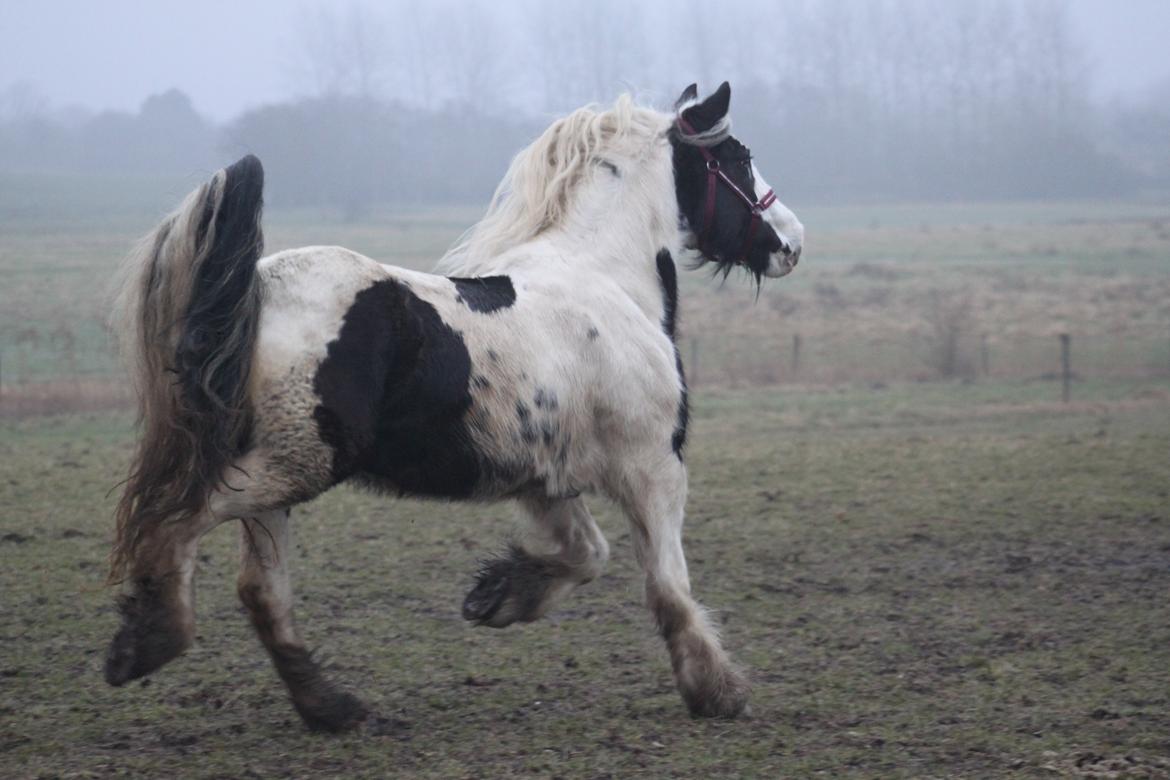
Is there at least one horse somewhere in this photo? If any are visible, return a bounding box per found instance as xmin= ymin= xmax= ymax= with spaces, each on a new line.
xmin=103 ymin=82 xmax=804 ymax=731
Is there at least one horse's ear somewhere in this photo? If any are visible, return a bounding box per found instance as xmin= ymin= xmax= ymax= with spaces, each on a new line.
xmin=706 ymin=81 xmax=732 ymax=118
xmin=681 ymin=81 xmax=731 ymax=131
xmin=674 ymin=83 xmax=699 ymax=110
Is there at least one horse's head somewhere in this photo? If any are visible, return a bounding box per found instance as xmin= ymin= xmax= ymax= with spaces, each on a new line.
xmin=670 ymin=82 xmax=804 ymax=282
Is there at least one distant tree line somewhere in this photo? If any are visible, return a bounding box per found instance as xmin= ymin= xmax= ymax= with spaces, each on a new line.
xmin=1 ymin=0 xmax=1166 ymax=211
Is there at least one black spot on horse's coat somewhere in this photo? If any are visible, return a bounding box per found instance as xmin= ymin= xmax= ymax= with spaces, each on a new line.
xmin=313 ymin=279 xmax=508 ymax=498
xmin=450 ymin=276 xmax=516 ymax=313
xmin=586 ymin=327 xmax=600 ymax=341
xmin=533 ymin=387 xmax=558 ymax=411
xmin=487 ymin=349 xmax=499 ymax=363
xmin=656 ymin=249 xmax=688 ymax=459
xmin=472 ymin=374 xmax=491 ymax=390
xmin=599 ymin=160 xmax=620 ymax=177
xmin=516 ymin=400 xmax=539 ymax=444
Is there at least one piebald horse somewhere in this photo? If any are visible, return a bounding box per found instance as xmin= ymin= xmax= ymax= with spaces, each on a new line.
xmin=104 ymin=82 xmax=804 ymax=730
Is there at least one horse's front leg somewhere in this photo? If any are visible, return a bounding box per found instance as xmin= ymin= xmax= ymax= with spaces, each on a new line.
xmin=237 ymin=510 xmax=367 ymax=732
xmin=463 ymin=495 xmax=610 ymax=627
xmin=615 ymin=453 xmax=750 ymax=718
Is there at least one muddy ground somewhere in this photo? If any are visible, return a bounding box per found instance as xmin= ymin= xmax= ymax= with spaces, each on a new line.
xmin=2 ymin=378 xmax=1168 ymax=778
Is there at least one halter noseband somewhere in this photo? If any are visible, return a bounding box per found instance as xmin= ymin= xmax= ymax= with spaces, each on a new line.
xmin=675 ymin=115 xmax=777 ymax=266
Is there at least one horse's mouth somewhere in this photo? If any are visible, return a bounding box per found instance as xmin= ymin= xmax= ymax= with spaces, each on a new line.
xmin=764 ymin=246 xmax=800 ymax=278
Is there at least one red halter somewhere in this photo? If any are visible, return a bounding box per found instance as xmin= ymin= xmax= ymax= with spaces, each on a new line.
xmin=675 ymin=115 xmax=777 ymax=266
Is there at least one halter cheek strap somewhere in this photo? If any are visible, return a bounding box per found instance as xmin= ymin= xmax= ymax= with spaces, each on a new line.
xmin=676 ymin=116 xmax=777 ymax=265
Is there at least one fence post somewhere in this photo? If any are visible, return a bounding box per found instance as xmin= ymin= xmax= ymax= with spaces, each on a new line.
xmin=980 ymin=333 xmax=990 ymax=377
xmin=1059 ymin=333 xmax=1071 ymax=403
xmin=689 ymin=337 xmax=699 ymax=388
xmin=791 ymin=333 xmax=801 ymax=380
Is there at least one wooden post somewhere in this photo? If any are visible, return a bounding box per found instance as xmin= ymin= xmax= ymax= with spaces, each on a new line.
xmin=980 ymin=333 xmax=990 ymax=377
xmin=689 ymin=338 xmax=699 ymax=388
xmin=1059 ymin=333 xmax=1071 ymax=403
xmin=791 ymin=333 xmax=801 ymax=379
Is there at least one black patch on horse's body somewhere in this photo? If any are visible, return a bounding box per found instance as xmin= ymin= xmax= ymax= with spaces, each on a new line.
xmin=450 ymin=276 xmax=516 ymax=313
xmin=586 ymin=327 xmax=600 ymax=341
xmin=656 ymin=250 xmax=680 ymax=339
xmin=655 ymin=249 xmax=688 ymax=459
xmin=313 ymin=279 xmax=511 ymax=498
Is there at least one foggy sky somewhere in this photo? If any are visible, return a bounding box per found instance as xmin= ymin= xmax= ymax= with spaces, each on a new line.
xmin=2 ymin=0 xmax=1169 ymax=121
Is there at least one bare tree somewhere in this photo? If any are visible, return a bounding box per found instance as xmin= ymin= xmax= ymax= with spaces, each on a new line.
xmin=284 ymin=3 xmax=390 ymax=99
xmin=0 ymin=80 xmax=48 ymax=120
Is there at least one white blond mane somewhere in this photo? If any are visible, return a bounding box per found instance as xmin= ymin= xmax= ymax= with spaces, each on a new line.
xmin=437 ymin=95 xmax=673 ymax=275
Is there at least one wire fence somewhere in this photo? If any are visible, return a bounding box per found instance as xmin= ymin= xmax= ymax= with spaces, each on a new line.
xmin=686 ymin=330 xmax=1170 ymax=389
xmin=1 ymin=328 xmax=1168 ymax=417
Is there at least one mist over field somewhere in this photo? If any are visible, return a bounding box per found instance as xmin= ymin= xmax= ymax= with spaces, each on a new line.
xmin=2 ymin=0 xmax=1169 ymax=210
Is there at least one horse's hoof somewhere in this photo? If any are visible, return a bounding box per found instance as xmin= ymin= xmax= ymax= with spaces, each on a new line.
xmin=683 ymin=666 xmax=752 ymax=719
xmin=104 ymin=631 xmax=139 ymax=686
xmin=462 ymin=562 xmax=510 ymax=624
xmin=104 ymin=615 xmax=188 ymax=686
xmin=293 ymin=688 xmax=369 ymax=733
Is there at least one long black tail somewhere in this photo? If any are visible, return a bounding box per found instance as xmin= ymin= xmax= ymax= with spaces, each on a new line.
xmin=109 ymin=155 xmax=265 ymax=582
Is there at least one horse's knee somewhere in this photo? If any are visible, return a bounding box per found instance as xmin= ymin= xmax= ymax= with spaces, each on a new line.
xmin=237 ymin=580 xmax=269 ymax=621
xmin=576 ymin=533 xmax=610 ymax=583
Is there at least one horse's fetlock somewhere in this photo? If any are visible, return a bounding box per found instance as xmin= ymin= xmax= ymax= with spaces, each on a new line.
xmin=104 ymin=578 xmax=193 ymax=686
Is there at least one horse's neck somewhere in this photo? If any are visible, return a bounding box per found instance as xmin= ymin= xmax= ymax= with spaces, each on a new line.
xmin=540 ymin=156 xmax=681 ymax=326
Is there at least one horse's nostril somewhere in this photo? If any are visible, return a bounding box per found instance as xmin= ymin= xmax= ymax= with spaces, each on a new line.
xmin=791 ymin=247 xmax=802 ymax=264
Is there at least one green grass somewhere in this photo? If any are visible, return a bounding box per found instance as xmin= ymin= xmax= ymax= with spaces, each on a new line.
xmin=2 ymin=378 xmax=1169 ymax=777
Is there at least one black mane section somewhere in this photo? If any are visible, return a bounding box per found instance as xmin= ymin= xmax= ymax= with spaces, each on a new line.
xmin=656 ymin=249 xmax=688 ymax=459
xmin=313 ymin=279 xmax=494 ymax=498
xmin=451 ymin=276 xmax=516 ymax=313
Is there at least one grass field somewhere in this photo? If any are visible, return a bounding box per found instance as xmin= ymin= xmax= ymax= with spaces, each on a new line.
xmin=2 ymin=192 xmax=1169 ymax=394
xmin=2 ymin=377 xmax=1169 ymax=778
xmin=2 ymin=184 xmax=1169 ymax=776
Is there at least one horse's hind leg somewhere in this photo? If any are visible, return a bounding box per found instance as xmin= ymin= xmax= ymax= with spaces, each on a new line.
xmin=463 ymin=495 xmax=609 ymax=627
xmin=237 ymin=510 xmax=367 ymax=732
xmin=615 ymin=454 xmax=750 ymax=718
xmin=105 ymin=510 xmax=226 ymax=686
xmin=104 ymin=440 xmax=340 ymax=717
